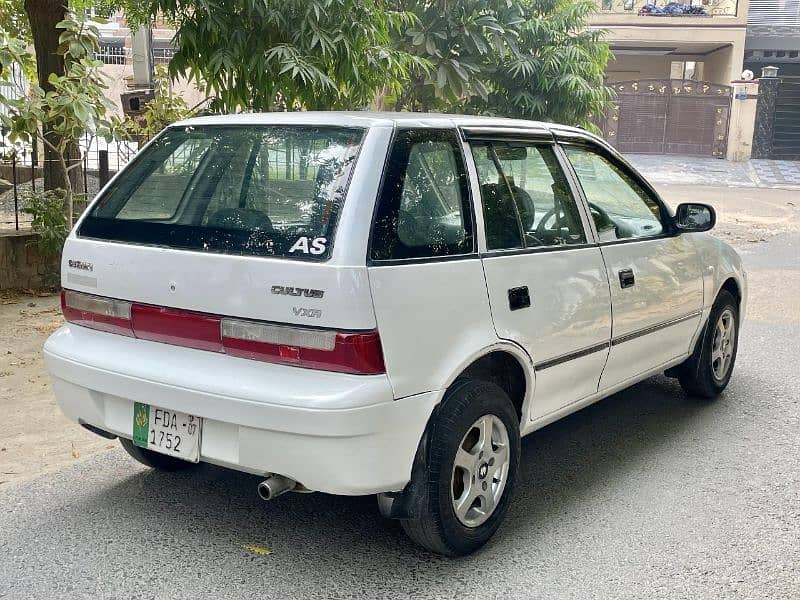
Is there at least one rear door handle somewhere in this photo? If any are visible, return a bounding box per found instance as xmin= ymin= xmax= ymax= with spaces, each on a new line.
xmin=508 ymin=286 xmax=531 ymax=311
xmin=619 ymin=268 xmax=635 ymax=289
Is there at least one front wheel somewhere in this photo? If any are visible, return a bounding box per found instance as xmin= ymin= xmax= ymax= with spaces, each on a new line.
xmin=400 ymin=379 xmax=520 ymax=556
xmin=677 ymin=289 xmax=740 ymax=398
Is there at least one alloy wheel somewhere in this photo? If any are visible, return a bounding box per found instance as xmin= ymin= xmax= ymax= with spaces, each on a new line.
xmin=450 ymin=414 xmax=510 ymax=528
xmin=711 ymin=308 xmax=736 ymax=381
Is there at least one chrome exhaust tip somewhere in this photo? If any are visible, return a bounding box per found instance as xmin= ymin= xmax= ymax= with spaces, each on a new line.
xmin=257 ymin=475 xmax=297 ymax=501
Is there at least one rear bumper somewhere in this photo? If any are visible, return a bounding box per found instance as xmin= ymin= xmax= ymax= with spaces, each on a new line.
xmin=44 ymin=325 xmax=438 ymax=495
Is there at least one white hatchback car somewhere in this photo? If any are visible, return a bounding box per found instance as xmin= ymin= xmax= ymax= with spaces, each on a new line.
xmin=45 ymin=113 xmax=745 ymax=555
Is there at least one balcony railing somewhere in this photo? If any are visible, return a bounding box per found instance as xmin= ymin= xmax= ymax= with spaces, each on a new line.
xmin=596 ymin=0 xmax=737 ymax=16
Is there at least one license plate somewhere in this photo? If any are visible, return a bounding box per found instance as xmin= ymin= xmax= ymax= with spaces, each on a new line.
xmin=133 ymin=402 xmax=202 ymax=462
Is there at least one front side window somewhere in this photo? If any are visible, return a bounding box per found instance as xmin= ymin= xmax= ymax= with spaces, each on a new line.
xmin=563 ymin=145 xmax=665 ymax=242
xmin=370 ymin=129 xmax=473 ymax=261
xmin=471 ymin=142 xmax=587 ymax=251
xmin=80 ymin=125 xmax=365 ymax=260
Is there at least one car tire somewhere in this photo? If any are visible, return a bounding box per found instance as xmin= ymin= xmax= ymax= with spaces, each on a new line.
xmin=677 ymin=289 xmax=739 ymax=399
xmin=400 ymin=379 xmax=520 ymax=556
xmin=119 ymin=437 xmax=196 ymax=471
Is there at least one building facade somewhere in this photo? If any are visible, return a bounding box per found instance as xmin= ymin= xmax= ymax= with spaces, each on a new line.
xmin=590 ymin=0 xmax=751 ymax=158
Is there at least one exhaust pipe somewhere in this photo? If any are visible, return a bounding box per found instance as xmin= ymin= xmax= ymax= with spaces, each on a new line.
xmin=257 ymin=475 xmax=296 ymax=501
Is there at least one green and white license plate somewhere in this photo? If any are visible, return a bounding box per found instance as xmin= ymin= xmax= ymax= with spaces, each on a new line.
xmin=133 ymin=402 xmax=202 ymax=463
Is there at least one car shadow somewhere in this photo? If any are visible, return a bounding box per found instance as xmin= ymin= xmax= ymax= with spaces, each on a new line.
xmin=91 ymin=374 xmax=715 ymax=567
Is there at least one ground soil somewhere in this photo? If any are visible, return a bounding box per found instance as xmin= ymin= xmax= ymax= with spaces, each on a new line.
xmin=0 ymin=184 xmax=798 ymax=486
xmin=0 ymin=292 xmax=113 ymax=486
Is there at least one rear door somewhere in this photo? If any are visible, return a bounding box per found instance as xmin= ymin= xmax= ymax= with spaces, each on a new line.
xmin=559 ymin=139 xmax=703 ymax=390
xmin=366 ymin=127 xmax=498 ymax=399
xmin=466 ymin=132 xmax=612 ymax=422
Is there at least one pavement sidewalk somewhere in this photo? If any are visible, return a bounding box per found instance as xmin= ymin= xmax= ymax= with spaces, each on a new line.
xmin=625 ymin=154 xmax=800 ymax=189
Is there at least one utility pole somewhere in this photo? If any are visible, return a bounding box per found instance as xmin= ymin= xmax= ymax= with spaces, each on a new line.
xmin=130 ymin=26 xmax=154 ymax=89
xmin=122 ymin=25 xmax=155 ymax=145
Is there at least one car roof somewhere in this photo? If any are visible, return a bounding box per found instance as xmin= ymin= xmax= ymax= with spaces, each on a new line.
xmin=171 ymin=111 xmax=586 ymax=136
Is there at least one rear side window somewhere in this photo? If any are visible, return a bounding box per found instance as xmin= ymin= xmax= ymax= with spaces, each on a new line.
xmin=370 ymin=128 xmax=474 ymax=261
xmin=80 ymin=126 xmax=365 ymax=260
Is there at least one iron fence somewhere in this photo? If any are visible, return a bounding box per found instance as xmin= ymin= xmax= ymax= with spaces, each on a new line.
xmin=0 ymin=134 xmax=139 ymax=231
xmin=94 ymin=44 xmax=129 ymax=65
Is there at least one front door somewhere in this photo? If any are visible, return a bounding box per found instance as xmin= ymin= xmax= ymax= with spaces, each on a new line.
xmin=467 ymin=138 xmax=612 ymax=422
xmin=560 ymin=142 xmax=704 ymax=391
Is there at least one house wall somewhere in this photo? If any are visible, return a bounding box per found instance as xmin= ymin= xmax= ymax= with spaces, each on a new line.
xmin=606 ymin=55 xmax=674 ymax=82
xmin=703 ymin=43 xmax=747 ymax=85
xmin=726 ymin=80 xmax=759 ymax=161
xmin=591 ymin=0 xmax=749 ymax=86
xmin=605 ymin=42 xmax=746 ymax=86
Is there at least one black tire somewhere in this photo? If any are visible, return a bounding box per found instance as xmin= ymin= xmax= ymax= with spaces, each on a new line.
xmin=400 ymin=379 xmax=520 ymax=556
xmin=677 ymin=289 xmax=739 ymax=399
xmin=119 ymin=437 xmax=196 ymax=471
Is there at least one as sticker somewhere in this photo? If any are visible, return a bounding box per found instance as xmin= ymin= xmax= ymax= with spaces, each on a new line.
xmin=289 ymin=236 xmax=327 ymax=255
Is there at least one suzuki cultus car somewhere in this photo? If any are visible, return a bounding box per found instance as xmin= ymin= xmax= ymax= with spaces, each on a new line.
xmin=45 ymin=113 xmax=745 ymax=555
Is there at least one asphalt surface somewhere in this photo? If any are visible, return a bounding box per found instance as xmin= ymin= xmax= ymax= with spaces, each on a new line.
xmin=1 ymin=235 xmax=798 ymax=600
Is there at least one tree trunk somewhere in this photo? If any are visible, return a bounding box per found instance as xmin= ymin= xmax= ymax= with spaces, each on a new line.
xmin=24 ymin=0 xmax=80 ymax=194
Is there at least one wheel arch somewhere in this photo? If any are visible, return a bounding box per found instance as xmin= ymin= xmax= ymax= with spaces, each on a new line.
xmin=686 ymin=273 xmax=745 ymax=360
xmin=719 ymin=276 xmax=742 ymax=307
xmin=442 ymin=344 xmax=533 ymax=425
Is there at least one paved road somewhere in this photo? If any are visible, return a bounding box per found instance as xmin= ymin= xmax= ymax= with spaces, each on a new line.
xmin=626 ymin=154 xmax=800 ymax=188
xmin=1 ymin=235 xmax=798 ymax=600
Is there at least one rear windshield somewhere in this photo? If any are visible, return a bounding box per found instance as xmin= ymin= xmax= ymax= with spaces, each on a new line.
xmin=79 ymin=125 xmax=365 ymax=260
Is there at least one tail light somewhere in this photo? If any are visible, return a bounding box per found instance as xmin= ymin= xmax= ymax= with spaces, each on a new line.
xmin=221 ymin=319 xmax=385 ymax=375
xmin=131 ymin=304 xmax=223 ymax=352
xmin=61 ymin=289 xmax=133 ymax=337
xmin=60 ymin=289 xmax=385 ymax=375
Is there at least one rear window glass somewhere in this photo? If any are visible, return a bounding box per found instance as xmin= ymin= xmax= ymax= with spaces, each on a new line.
xmin=79 ymin=125 xmax=365 ymax=260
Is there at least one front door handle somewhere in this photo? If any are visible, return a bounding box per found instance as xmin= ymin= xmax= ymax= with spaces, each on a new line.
xmin=508 ymin=286 xmax=531 ymax=311
xmin=619 ymin=268 xmax=635 ymax=289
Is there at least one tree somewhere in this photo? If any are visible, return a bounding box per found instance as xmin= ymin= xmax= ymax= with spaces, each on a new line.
xmin=0 ymin=16 xmax=124 ymax=225
xmin=147 ymin=0 xmax=426 ymax=112
xmin=480 ymin=0 xmax=614 ymax=126
xmin=3 ymin=0 xmax=120 ymax=190
xmin=394 ymin=0 xmax=613 ymax=128
xmin=392 ymin=0 xmax=523 ymax=111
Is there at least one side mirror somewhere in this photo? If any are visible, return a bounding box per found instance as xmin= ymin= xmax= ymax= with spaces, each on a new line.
xmin=674 ymin=202 xmax=715 ymax=233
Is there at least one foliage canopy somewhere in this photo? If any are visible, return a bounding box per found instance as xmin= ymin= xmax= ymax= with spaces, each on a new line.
xmin=5 ymin=0 xmax=613 ymax=133
xmin=149 ymin=0 xmax=427 ymax=112
xmin=393 ymin=0 xmax=614 ymax=127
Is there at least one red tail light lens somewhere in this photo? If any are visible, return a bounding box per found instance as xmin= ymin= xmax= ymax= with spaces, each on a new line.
xmin=131 ymin=304 xmax=223 ymax=352
xmin=61 ymin=289 xmax=133 ymax=337
xmin=222 ymin=319 xmax=385 ymax=375
xmin=60 ymin=290 xmax=386 ymax=375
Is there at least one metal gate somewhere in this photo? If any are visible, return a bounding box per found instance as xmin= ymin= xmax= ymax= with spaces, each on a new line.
xmin=771 ymin=76 xmax=800 ymax=160
xmin=599 ymin=79 xmax=732 ymax=158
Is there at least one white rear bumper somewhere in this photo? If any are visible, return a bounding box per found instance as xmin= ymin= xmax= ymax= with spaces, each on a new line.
xmin=44 ymin=325 xmax=438 ymax=495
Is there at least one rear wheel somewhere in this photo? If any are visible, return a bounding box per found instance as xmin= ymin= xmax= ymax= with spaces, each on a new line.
xmin=400 ymin=379 xmax=520 ymax=556
xmin=119 ymin=437 xmax=196 ymax=471
xmin=677 ymin=289 xmax=739 ymax=399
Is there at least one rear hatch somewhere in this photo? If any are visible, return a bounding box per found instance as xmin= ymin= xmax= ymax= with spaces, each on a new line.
xmin=62 ymin=123 xmax=381 ymax=373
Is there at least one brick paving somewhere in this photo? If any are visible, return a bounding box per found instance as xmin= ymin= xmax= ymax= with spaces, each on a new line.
xmin=625 ymin=154 xmax=800 ymax=189
xmin=750 ymin=160 xmax=800 ymax=187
